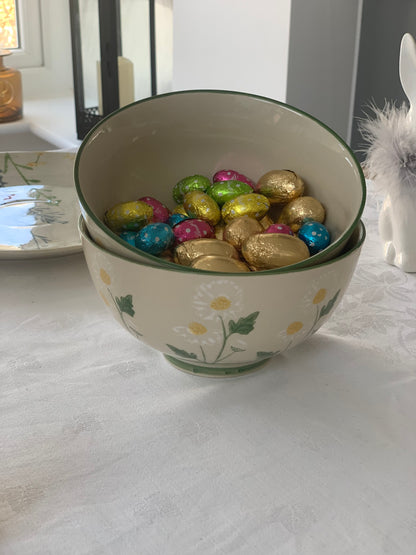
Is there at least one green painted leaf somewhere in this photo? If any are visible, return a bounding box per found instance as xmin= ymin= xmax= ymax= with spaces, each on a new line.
xmin=115 ymin=294 xmax=135 ymax=317
xmin=230 ymin=346 xmax=246 ymax=352
xmin=256 ymin=351 xmax=278 ymax=359
xmin=319 ymin=289 xmax=340 ymax=319
xmin=166 ymin=344 xmax=198 ymax=360
xmin=228 ymin=311 xmax=259 ymax=335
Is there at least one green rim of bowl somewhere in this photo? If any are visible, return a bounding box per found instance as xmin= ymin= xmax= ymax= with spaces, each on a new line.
xmin=79 ymin=215 xmax=366 ymax=277
xmin=74 ymin=89 xmax=366 ymax=276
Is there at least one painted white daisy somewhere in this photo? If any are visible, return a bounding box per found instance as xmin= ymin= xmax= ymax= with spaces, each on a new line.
xmin=301 ymin=269 xmax=338 ymax=312
xmin=193 ymin=279 xmax=244 ymax=321
xmin=172 ymin=321 xmax=221 ymax=346
xmin=274 ymin=317 xmax=312 ymax=352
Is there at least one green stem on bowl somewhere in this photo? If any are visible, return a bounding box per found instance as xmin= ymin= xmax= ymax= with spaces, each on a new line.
xmin=200 ymin=345 xmax=207 ymax=362
xmin=214 ymin=315 xmax=231 ymax=363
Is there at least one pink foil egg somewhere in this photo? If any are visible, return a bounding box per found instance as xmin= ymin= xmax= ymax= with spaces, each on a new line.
xmin=173 ymin=218 xmax=215 ymax=244
xmin=139 ymin=196 xmax=170 ymax=223
xmin=265 ymin=223 xmax=294 ymax=235
xmin=213 ymin=169 xmax=255 ymax=189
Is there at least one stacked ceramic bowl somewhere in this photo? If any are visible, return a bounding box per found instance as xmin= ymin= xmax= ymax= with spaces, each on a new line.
xmin=75 ymin=90 xmax=366 ymax=377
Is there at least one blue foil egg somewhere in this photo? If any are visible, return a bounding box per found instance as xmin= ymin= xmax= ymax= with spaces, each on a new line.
xmin=298 ymin=221 xmax=330 ymax=255
xmin=135 ymin=223 xmax=174 ymax=255
xmin=167 ymin=213 xmax=190 ymax=227
xmin=119 ymin=231 xmax=139 ymax=247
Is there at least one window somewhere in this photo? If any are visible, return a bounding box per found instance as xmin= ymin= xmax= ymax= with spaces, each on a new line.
xmin=0 ymin=0 xmax=42 ymax=68
xmin=0 ymin=0 xmax=19 ymax=48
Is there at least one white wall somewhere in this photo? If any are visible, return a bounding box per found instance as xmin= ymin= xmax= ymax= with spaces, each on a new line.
xmin=172 ymin=0 xmax=292 ymax=101
xmin=286 ymin=0 xmax=362 ymax=142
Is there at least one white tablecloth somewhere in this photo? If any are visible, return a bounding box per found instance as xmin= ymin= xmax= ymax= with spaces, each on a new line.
xmin=1 ymin=183 xmax=416 ymax=555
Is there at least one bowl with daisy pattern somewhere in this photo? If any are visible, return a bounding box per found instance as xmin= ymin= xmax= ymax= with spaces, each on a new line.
xmin=79 ymin=216 xmax=365 ymax=377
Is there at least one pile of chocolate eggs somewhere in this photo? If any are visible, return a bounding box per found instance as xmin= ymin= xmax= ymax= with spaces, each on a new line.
xmin=104 ymin=168 xmax=331 ymax=272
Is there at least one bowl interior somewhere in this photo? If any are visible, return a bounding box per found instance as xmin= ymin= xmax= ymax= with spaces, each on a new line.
xmin=75 ymin=90 xmax=366 ymax=271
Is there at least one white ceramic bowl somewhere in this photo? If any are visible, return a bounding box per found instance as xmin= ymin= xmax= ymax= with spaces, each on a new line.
xmin=74 ymin=90 xmax=366 ymax=271
xmin=80 ymin=215 xmax=365 ymax=377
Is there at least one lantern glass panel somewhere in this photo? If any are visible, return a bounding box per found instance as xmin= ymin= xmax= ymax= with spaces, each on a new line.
xmin=79 ymin=0 xmax=100 ymax=112
xmin=119 ymin=0 xmax=152 ymax=102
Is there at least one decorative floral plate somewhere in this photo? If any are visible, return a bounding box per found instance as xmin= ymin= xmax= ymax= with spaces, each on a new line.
xmin=0 ymin=151 xmax=81 ymax=258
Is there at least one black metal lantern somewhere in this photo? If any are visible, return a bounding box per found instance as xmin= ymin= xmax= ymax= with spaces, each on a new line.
xmin=69 ymin=0 xmax=157 ymax=140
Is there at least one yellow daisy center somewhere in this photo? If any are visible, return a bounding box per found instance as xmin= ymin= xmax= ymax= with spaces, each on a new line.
xmin=210 ymin=296 xmax=231 ymax=311
xmin=100 ymin=268 xmax=111 ymax=285
xmin=286 ymin=321 xmax=303 ymax=335
xmin=188 ymin=322 xmax=208 ymax=335
xmin=313 ymin=288 xmax=327 ymax=304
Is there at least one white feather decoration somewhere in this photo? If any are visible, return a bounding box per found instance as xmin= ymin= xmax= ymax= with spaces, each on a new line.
xmin=359 ymin=101 xmax=416 ymax=198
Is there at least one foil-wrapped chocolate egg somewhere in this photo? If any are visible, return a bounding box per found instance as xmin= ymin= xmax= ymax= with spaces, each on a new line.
xmin=174 ymin=238 xmax=239 ymax=266
xmin=278 ymin=196 xmax=325 ymax=232
xmin=259 ymin=213 xmax=274 ymax=229
xmin=159 ymin=250 xmax=174 ymax=262
xmin=167 ymin=213 xmax=189 ymax=227
xmin=213 ymin=169 xmax=255 ymax=189
xmin=206 ymin=180 xmax=253 ymax=205
xmin=265 ymin=223 xmax=294 ymax=235
xmin=139 ymin=196 xmax=170 ymax=223
xmin=241 ymin=233 xmax=310 ymax=270
xmin=135 ymin=223 xmax=175 ymax=255
xmin=172 ymin=204 xmax=189 ymax=217
xmin=223 ymin=215 xmax=263 ymax=251
xmin=298 ymin=221 xmax=330 ymax=255
xmin=173 ymin=218 xmax=215 ymax=244
xmin=104 ymin=200 xmax=153 ymax=232
xmin=221 ymin=193 xmax=270 ymax=224
xmin=214 ymin=220 xmax=226 ymax=240
xmin=173 ymin=174 xmax=211 ymax=204
xmin=191 ymin=255 xmax=251 ymax=273
xmin=183 ymin=190 xmax=221 ymax=226
xmin=119 ymin=230 xmax=139 ymax=246
xmin=256 ymin=170 xmax=304 ymax=204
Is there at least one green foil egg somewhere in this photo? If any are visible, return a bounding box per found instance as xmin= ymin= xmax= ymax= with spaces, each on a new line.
xmin=183 ymin=190 xmax=221 ymax=226
xmin=206 ymin=180 xmax=253 ymax=206
xmin=173 ymin=174 xmax=211 ymax=204
xmin=104 ymin=200 xmax=153 ymax=232
xmin=221 ymin=193 xmax=271 ymax=224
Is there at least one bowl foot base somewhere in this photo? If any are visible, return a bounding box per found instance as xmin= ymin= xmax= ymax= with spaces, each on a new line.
xmin=164 ymin=355 xmax=271 ymax=378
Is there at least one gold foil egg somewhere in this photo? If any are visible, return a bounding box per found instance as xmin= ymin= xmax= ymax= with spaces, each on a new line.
xmin=159 ymin=249 xmax=174 ymax=262
xmin=172 ymin=204 xmax=189 ymax=216
xmin=256 ymin=170 xmax=304 ymax=204
xmin=191 ymin=255 xmax=251 ymax=273
xmin=104 ymin=200 xmax=153 ymax=232
xmin=259 ymin=213 xmax=274 ymax=230
xmin=241 ymin=233 xmax=310 ymax=270
xmin=223 ymin=215 xmax=263 ymax=251
xmin=278 ymin=196 xmax=326 ymax=232
xmin=174 ymin=238 xmax=239 ymax=266
xmin=221 ymin=193 xmax=270 ymax=224
xmin=214 ymin=220 xmax=226 ymax=240
xmin=183 ymin=190 xmax=221 ymax=226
